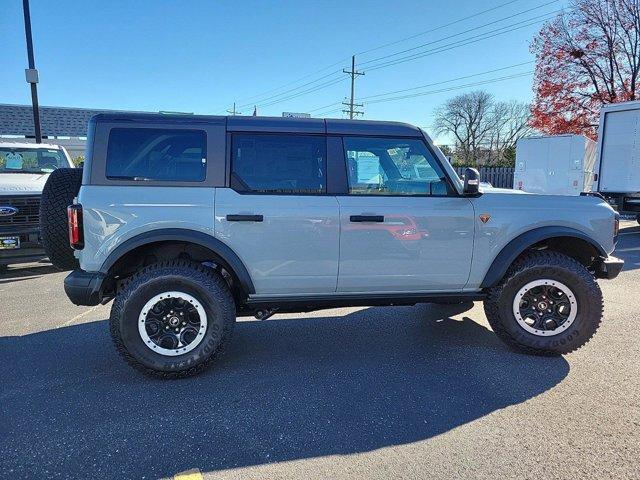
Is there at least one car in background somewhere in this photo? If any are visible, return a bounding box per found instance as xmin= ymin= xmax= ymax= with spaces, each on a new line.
xmin=0 ymin=142 xmax=75 ymax=272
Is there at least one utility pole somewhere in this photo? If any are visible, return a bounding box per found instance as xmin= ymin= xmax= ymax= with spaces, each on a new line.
xmin=226 ymin=102 xmax=241 ymax=116
xmin=22 ymin=0 xmax=42 ymax=143
xmin=342 ymin=55 xmax=364 ymax=119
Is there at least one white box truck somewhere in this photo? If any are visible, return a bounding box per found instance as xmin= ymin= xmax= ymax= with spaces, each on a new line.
xmin=593 ymin=100 xmax=640 ymax=222
xmin=514 ymin=135 xmax=596 ymax=195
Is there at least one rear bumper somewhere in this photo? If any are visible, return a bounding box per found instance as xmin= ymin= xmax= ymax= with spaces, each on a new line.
xmin=64 ymin=269 xmax=106 ymax=306
xmin=594 ymin=255 xmax=624 ymax=280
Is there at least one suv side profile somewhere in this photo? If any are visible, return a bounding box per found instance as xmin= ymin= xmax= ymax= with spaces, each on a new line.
xmin=47 ymin=113 xmax=622 ymax=377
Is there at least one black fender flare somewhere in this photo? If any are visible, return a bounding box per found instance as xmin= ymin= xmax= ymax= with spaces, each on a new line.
xmin=99 ymin=228 xmax=255 ymax=295
xmin=480 ymin=226 xmax=607 ymax=288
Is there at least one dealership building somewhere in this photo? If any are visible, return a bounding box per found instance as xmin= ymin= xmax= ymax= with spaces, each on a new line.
xmin=0 ymin=103 xmax=137 ymax=159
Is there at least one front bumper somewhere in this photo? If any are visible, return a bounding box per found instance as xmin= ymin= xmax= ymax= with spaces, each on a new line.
xmin=0 ymin=227 xmax=46 ymax=265
xmin=594 ymin=255 xmax=624 ymax=280
xmin=64 ymin=269 xmax=107 ymax=306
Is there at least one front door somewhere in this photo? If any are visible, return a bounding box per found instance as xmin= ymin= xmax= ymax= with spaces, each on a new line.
xmin=336 ymin=136 xmax=475 ymax=293
xmin=215 ymin=133 xmax=340 ymax=295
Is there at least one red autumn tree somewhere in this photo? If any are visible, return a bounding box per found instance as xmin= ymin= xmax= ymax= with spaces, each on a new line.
xmin=530 ymin=0 xmax=640 ymax=138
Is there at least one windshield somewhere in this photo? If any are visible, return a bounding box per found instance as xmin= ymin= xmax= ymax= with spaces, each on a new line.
xmin=0 ymin=147 xmax=69 ymax=174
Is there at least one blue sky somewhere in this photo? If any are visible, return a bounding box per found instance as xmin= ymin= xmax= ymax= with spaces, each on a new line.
xmin=1 ymin=0 xmax=568 ymax=141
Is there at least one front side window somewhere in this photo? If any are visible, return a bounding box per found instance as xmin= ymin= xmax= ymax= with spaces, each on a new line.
xmin=106 ymin=128 xmax=206 ymax=182
xmin=344 ymin=137 xmax=450 ymax=196
xmin=0 ymin=148 xmax=68 ymax=174
xmin=231 ymin=134 xmax=326 ymax=194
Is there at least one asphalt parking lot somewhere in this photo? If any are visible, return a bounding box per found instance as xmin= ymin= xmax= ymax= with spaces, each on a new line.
xmin=1 ymin=222 xmax=639 ymax=480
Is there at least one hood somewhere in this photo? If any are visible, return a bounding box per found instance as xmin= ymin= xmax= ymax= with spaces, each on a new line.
xmin=0 ymin=172 xmax=50 ymax=195
xmin=481 ymin=186 xmax=528 ymax=194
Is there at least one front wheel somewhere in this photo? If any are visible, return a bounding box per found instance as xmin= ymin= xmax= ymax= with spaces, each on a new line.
xmin=484 ymin=251 xmax=603 ymax=356
xmin=109 ymin=260 xmax=236 ymax=378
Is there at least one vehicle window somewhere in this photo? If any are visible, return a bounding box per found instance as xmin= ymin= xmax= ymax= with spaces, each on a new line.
xmin=106 ymin=128 xmax=206 ymax=182
xmin=344 ymin=137 xmax=450 ymax=196
xmin=231 ymin=134 xmax=326 ymax=194
xmin=0 ymin=147 xmax=68 ymax=173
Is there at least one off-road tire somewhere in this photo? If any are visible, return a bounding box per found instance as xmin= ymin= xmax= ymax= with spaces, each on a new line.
xmin=109 ymin=260 xmax=236 ymax=378
xmin=484 ymin=251 xmax=603 ymax=356
xmin=40 ymin=168 xmax=83 ymax=270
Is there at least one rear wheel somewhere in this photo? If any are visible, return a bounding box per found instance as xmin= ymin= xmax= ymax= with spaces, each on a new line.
xmin=484 ymin=251 xmax=603 ymax=355
xmin=109 ymin=260 xmax=236 ymax=378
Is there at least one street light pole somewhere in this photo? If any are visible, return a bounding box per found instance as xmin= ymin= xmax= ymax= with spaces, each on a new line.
xmin=22 ymin=0 xmax=42 ymax=143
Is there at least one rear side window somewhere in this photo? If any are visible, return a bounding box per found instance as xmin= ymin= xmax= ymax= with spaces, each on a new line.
xmin=106 ymin=128 xmax=206 ymax=182
xmin=231 ymin=134 xmax=326 ymax=194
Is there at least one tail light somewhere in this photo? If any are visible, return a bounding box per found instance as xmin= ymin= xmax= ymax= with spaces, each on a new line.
xmin=67 ymin=204 xmax=84 ymax=250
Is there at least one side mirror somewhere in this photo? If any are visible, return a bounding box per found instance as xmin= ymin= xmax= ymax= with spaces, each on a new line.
xmin=463 ymin=167 xmax=480 ymax=195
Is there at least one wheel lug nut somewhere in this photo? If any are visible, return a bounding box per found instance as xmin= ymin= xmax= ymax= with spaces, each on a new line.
xmin=175 ymin=328 xmax=179 ymax=333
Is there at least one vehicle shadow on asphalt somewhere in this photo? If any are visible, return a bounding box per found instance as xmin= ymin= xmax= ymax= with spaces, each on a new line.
xmin=0 ymin=262 xmax=59 ymax=284
xmin=617 ymin=225 xmax=640 ymax=271
xmin=0 ymin=303 xmax=569 ymax=479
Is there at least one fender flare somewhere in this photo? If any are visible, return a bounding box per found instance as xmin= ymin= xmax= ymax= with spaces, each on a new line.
xmin=480 ymin=226 xmax=607 ymax=288
xmin=99 ymin=228 xmax=255 ymax=295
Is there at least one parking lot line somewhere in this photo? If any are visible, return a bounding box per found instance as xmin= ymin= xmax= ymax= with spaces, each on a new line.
xmin=174 ymin=469 xmax=203 ymax=480
xmin=58 ymin=305 xmax=101 ymax=328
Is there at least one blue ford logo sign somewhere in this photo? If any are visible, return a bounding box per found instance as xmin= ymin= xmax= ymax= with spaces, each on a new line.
xmin=0 ymin=206 xmax=18 ymax=217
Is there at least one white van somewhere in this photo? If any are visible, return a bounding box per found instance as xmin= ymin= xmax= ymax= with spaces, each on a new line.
xmin=0 ymin=142 xmax=75 ymax=271
xmin=514 ymin=135 xmax=596 ymax=196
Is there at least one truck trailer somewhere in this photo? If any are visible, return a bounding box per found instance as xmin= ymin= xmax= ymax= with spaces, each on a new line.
xmin=593 ymin=100 xmax=640 ymax=222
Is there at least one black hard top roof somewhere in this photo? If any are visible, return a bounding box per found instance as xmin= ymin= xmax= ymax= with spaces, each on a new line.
xmin=90 ymin=112 xmax=423 ymax=137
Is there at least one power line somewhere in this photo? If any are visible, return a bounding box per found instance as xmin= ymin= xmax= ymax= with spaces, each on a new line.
xmin=355 ymin=0 xmax=526 ymax=56
xmin=255 ymin=76 xmax=348 ymax=108
xmin=215 ymin=0 xmax=535 ymax=114
xmin=360 ymin=61 xmax=533 ymax=100
xmin=359 ymin=0 xmax=558 ymax=67
xmin=364 ymin=71 xmax=533 ymax=105
xmin=236 ymin=69 xmax=344 ymax=109
xmin=364 ymin=10 xmax=559 ymax=72
xmin=215 ymin=59 xmax=349 ymax=113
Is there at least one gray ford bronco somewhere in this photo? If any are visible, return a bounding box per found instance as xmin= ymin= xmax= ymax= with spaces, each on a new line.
xmin=42 ymin=113 xmax=623 ymax=378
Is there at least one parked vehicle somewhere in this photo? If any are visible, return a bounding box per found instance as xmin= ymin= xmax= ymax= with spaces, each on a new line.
xmin=42 ymin=113 xmax=623 ymax=377
xmin=0 ymin=142 xmax=75 ymax=271
xmin=593 ymin=100 xmax=640 ymax=223
xmin=514 ymin=135 xmax=596 ymax=195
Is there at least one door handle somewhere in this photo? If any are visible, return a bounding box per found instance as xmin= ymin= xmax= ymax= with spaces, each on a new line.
xmin=226 ymin=214 xmax=263 ymax=222
xmin=350 ymin=215 xmax=384 ymax=223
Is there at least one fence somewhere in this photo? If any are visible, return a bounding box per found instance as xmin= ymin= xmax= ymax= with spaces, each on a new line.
xmin=454 ymin=167 xmax=515 ymax=189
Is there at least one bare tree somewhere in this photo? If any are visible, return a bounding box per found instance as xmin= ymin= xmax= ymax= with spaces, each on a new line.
xmin=486 ymin=100 xmax=533 ymax=164
xmin=434 ymin=91 xmax=532 ymax=165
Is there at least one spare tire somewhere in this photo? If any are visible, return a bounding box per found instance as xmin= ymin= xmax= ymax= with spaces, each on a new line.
xmin=40 ymin=168 xmax=83 ymax=270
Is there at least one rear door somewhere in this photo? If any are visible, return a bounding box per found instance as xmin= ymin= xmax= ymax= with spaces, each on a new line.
xmin=336 ymin=136 xmax=475 ymax=293
xmin=215 ymin=132 xmax=340 ymax=295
